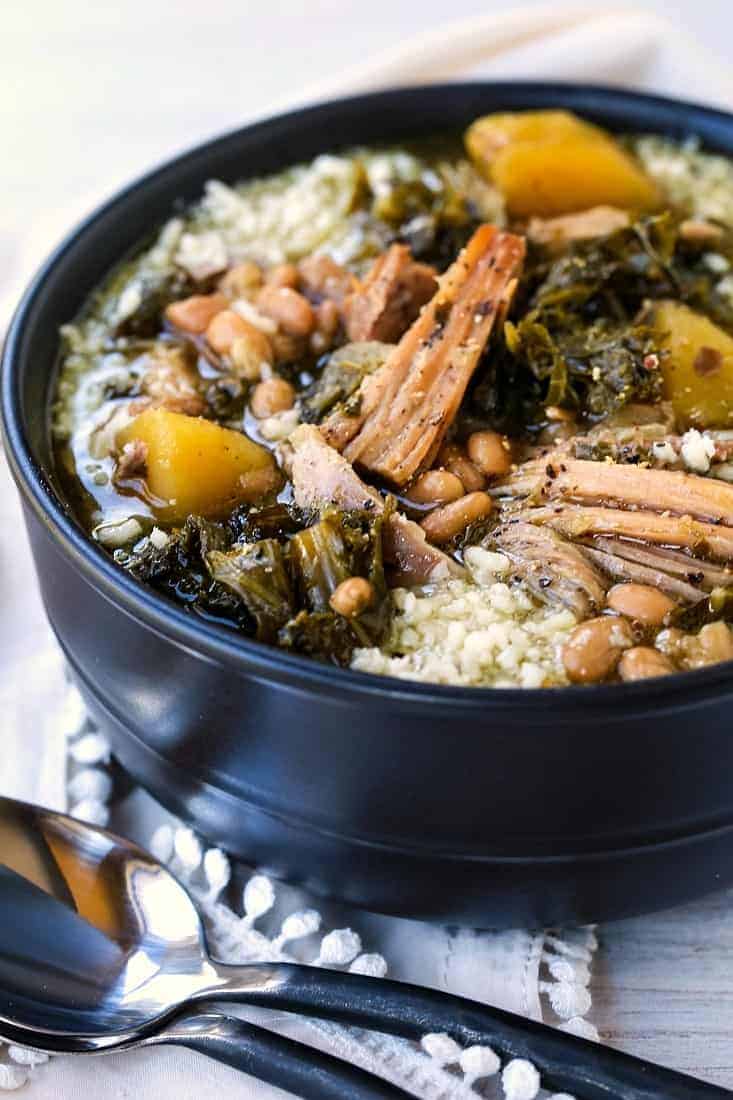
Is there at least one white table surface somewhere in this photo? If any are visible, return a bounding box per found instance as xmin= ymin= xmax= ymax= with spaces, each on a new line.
xmin=3 ymin=0 xmax=733 ymax=1090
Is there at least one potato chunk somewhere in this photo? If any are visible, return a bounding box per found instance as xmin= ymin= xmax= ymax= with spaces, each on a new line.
xmin=653 ymin=301 xmax=733 ymax=429
xmin=465 ymin=109 xmax=660 ymax=218
xmin=117 ymin=408 xmax=279 ymax=522
xmin=466 ymin=109 xmax=601 ymax=160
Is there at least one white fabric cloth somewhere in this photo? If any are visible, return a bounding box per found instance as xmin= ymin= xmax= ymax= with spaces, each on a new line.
xmin=1 ymin=4 xmax=732 ymax=1097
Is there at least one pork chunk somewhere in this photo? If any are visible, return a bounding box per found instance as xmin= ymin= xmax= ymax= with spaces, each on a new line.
xmin=343 ymin=244 xmax=437 ymax=343
xmin=324 ymin=225 xmax=526 ymax=485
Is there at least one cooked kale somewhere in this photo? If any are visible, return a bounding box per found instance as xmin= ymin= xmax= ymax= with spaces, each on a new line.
xmin=673 ymin=587 xmax=733 ymax=633
xmin=124 ymin=516 xmax=252 ymax=629
xmin=113 ymin=269 xmax=195 ymax=338
xmin=466 ymin=338 xmax=544 ymax=437
xmin=468 ymin=215 xmax=716 ymax=429
xmin=505 ymin=316 xmax=660 ymax=419
xmin=278 ymin=610 xmax=359 ymax=664
xmin=290 ymin=517 xmax=356 ymax=612
xmin=207 ymin=539 xmax=294 ymax=642
xmin=124 ymin=504 xmax=390 ymax=663
xmin=359 ymin=151 xmax=485 ymax=269
xmin=289 ymin=507 xmax=391 ymax=652
xmin=370 ymin=169 xmax=469 ymax=231
xmin=503 ymin=217 xmax=679 ymax=419
xmin=526 ymin=215 xmax=678 ymax=319
xmin=205 ymin=376 xmax=249 ymax=422
xmin=396 ymin=215 xmax=480 ymax=269
xmin=299 ymin=342 xmax=393 ymax=424
xmin=229 ymin=501 xmax=311 ymax=543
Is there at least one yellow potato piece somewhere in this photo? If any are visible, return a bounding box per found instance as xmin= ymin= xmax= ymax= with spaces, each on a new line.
xmin=466 ymin=109 xmax=603 ymax=163
xmin=492 ymin=138 xmax=661 ymax=219
xmin=653 ymin=301 xmax=733 ymax=429
xmin=465 ymin=109 xmax=661 ymax=218
xmin=117 ymin=408 xmax=279 ymax=522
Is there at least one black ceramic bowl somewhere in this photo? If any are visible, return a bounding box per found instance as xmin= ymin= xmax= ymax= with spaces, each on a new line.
xmin=4 ymin=83 xmax=733 ymax=928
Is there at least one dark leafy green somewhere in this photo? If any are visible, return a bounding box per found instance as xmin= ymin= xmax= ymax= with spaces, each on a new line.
xmin=673 ymin=587 xmax=733 ymax=633
xmin=288 ymin=507 xmax=391 ymax=655
xmin=205 ymin=376 xmax=249 ymax=422
xmin=229 ymin=501 xmax=311 ymax=543
xmin=207 ymin=539 xmax=294 ymax=642
xmin=501 ymin=217 xmax=678 ymax=420
xmin=113 ymin=269 xmax=195 ymax=338
xmin=124 ymin=516 xmax=253 ymax=629
xmin=505 ymin=316 xmax=660 ymax=419
xmin=299 ymin=342 xmax=393 ymax=424
xmin=396 ymin=215 xmax=480 ymax=269
xmin=278 ymin=610 xmax=360 ymax=664
xmin=123 ymin=503 xmax=390 ymax=663
xmin=468 ymin=214 xmax=733 ymax=430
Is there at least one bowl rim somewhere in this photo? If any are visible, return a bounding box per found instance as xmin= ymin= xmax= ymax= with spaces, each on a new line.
xmin=5 ymin=79 xmax=733 ymax=715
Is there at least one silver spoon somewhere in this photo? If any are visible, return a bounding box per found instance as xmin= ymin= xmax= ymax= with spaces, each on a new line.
xmin=1 ymin=795 xmax=729 ymax=1100
xmin=0 ymin=1009 xmax=408 ymax=1099
xmin=0 ymin=796 xmax=409 ymax=1099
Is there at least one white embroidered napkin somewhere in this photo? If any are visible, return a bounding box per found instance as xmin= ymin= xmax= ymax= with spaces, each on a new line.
xmin=1 ymin=4 xmax=732 ymax=1097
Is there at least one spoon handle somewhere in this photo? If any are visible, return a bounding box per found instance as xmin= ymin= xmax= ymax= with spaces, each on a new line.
xmin=207 ymin=962 xmax=733 ymax=1100
xmin=153 ymin=1010 xmax=409 ymax=1100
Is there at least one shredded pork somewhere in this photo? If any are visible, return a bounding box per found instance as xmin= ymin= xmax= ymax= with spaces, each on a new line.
xmin=496 ymin=456 xmax=733 ymax=527
xmin=586 ymin=538 xmax=733 ymax=591
xmin=526 ymin=205 xmax=630 ymax=248
xmin=343 ymin=244 xmax=437 ymax=343
xmin=323 ymin=224 xmax=526 ymax=485
xmin=491 ymin=521 xmax=607 ymax=618
xmin=528 ymin=504 xmax=733 ymax=562
xmin=581 ymin=545 xmax=708 ymax=602
xmin=284 ymin=425 xmax=462 ymax=584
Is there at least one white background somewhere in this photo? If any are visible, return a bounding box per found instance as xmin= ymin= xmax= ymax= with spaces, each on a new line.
xmin=3 ymin=0 xmax=733 ymax=293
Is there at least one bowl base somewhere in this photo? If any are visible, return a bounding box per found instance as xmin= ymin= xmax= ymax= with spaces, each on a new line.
xmin=73 ymin=672 xmax=733 ymax=929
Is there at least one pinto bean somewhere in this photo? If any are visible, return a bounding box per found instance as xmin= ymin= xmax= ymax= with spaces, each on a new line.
xmin=437 ymin=442 xmax=463 ymax=464
xmin=329 ymin=577 xmax=375 ymax=617
xmin=437 ymin=443 xmax=487 ymax=492
xmin=230 ymin=326 xmax=274 ymax=380
xmin=607 ymin=583 xmax=676 ymax=626
xmin=270 ymin=331 xmax=305 ymax=365
xmin=265 ymin=263 xmax=300 ymax=289
xmin=310 ymin=299 xmax=342 ymax=354
xmin=619 ymin=646 xmax=675 ymax=682
xmin=450 ymin=457 xmax=486 ymax=492
xmin=407 ymin=470 xmax=465 ymax=506
xmin=165 ymin=293 xmax=228 ymax=334
xmin=679 ymin=219 xmax=724 ymax=246
xmin=250 ymin=377 xmax=296 ymax=419
xmin=206 ymin=309 xmax=256 ymax=355
xmin=257 ymin=285 xmax=315 ymax=336
xmin=420 ymin=492 xmax=493 ymax=544
xmin=218 ymin=261 xmax=263 ymax=299
xmin=315 ymin=299 xmax=340 ymax=338
xmin=466 ymin=431 xmax=513 ymax=478
xmin=562 ymin=616 xmax=633 ymax=684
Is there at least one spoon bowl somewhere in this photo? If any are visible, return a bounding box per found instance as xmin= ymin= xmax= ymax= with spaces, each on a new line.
xmin=1 ymin=795 xmax=728 ymax=1100
xmin=0 ymin=797 xmax=219 ymax=1042
xmin=0 ymin=798 xmax=417 ymax=1097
